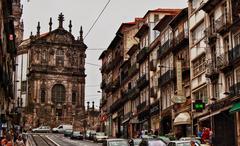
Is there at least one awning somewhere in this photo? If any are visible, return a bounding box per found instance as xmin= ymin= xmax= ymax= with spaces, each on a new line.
xmin=229 ymin=102 xmax=240 ymax=114
xmin=173 ymin=112 xmax=191 ymax=126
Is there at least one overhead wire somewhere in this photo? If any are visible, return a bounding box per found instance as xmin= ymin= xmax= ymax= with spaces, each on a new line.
xmin=84 ymin=0 xmax=112 ymax=39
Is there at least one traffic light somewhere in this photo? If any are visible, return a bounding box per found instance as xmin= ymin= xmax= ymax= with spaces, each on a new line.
xmin=193 ymin=100 xmax=205 ymax=112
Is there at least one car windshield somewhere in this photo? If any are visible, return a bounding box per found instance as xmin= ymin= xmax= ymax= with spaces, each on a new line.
xmin=96 ymin=132 xmax=105 ymax=136
xmin=108 ymin=140 xmax=128 ymax=146
xmin=148 ymin=140 xmax=166 ymax=146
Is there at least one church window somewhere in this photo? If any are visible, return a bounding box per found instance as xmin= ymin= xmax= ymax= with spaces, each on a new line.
xmin=56 ymin=50 xmax=64 ymax=66
xmin=41 ymin=89 xmax=46 ymax=103
xmin=52 ymin=84 xmax=65 ymax=103
xmin=72 ymin=91 xmax=77 ymax=105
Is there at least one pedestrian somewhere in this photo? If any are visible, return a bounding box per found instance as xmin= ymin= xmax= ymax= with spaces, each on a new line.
xmin=15 ymin=135 xmax=25 ymax=146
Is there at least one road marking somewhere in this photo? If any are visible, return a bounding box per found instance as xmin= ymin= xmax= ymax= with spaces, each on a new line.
xmin=46 ymin=135 xmax=61 ymax=146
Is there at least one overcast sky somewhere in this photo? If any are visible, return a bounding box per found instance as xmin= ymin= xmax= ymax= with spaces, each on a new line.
xmin=22 ymin=0 xmax=188 ymax=108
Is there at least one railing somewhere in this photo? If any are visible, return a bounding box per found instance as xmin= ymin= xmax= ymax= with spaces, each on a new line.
xmin=205 ymin=60 xmax=219 ymax=78
xmin=158 ymin=70 xmax=175 ymax=86
xmin=174 ymin=31 xmax=188 ymax=46
xmin=137 ymin=101 xmax=146 ymax=113
xmin=128 ymin=63 xmax=139 ymax=77
xmin=216 ymin=52 xmax=230 ymax=69
xmin=158 ymin=39 xmax=174 ymax=58
xmin=137 ymin=47 xmax=149 ymax=63
xmin=110 ymin=98 xmax=125 ymax=113
xmin=231 ymin=44 xmax=240 ymax=62
xmin=149 ymin=59 xmax=157 ymax=71
xmin=215 ymin=14 xmax=228 ymax=31
xmin=137 ymin=74 xmax=149 ymax=89
xmin=126 ymin=86 xmax=139 ymax=100
xmin=229 ymin=82 xmax=240 ymax=96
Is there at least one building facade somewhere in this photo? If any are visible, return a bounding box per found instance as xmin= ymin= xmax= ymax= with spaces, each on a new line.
xmin=19 ymin=14 xmax=87 ymax=128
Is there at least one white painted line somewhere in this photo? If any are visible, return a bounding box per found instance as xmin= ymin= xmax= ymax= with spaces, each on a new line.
xmin=46 ymin=135 xmax=61 ymax=146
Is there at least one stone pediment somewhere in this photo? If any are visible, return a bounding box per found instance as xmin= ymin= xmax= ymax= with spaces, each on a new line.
xmin=42 ymin=29 xmax=75 ymax=44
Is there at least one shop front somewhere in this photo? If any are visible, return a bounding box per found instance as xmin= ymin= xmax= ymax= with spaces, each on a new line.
xmin=160 ymin=107 xmax=172 ymax=136
xmin=111 ymin=112 xmax=118 ymax=137
xmin=138 ymin=108 xmax=149 ymax=132
xmin=173 ymin=112 xmax=191 ymax=139
xmin=122 ymin=112 xmax=131 ymax=138
xmin=150 ymin=101 xmax=160 ymax=135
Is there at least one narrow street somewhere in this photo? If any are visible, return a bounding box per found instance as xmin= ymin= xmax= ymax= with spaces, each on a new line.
xmin=29 ymin=134 xmax=101 ymax=146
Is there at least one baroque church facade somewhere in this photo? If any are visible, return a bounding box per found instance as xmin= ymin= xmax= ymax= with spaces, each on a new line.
xmin=18 ymin=13 xmax=87 ymax=128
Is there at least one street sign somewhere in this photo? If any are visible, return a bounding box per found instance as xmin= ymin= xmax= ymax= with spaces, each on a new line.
xmin=193 ymin=100 xmax=205 ymax=112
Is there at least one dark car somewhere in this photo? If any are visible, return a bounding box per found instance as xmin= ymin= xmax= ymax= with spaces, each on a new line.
xmin=70 ymin=131 xmax=84 ymax=140
xmin=129 ymin=138 xmax=142 ymax=146
xmin=103 ymin=139 xmax=129 ymax=146
xmin=64 ymin=129 xmax=73 ymax=137
xmin=139 ymin=139 xmax=167 ymax=146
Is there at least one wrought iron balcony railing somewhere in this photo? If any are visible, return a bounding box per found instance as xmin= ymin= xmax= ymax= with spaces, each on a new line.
xmin=126 ymin=86 xmax=139 ymax=100
xmin=137 ymin=101 xmax=146 ymax=113
xmin=158 ymin=70 xmax=175 ymax=86
xmin=158 ymin=39 xmax=173 ymax=59
xmin=205 ymin=60 xmax=219 ymax=79
xmin=137 ymin=74 xmax=149 ymax=89
xmin=137 ymin=47 xmax=149 ymax=63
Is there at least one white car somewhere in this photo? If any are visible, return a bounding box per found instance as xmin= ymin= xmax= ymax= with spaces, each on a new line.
xmin=93 ymin=132 xmax=108 ymax=142
xmin=32 ymin=126 xmax=51 ymax=133
xmin=52 ymin=124 xmax=73 ymax=133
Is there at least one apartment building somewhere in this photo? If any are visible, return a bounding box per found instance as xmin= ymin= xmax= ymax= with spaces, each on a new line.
xmin=189 ymin=0 xmax=240 ymax=145
xmin=135 ymin=8 xmax=181 ymax=135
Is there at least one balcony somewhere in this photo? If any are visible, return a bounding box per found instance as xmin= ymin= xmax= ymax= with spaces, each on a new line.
xmin=158 ymin=70 xmax=175 ymax=87
xmin=105 ymin=82 xmax=113 ymax=93
xmin=137 ymin=74 xmax=149 ymax=89
xmin=149 ymin=59 xmax=157 ymax=71
xmin=215 ymin=14 xmax=230 ymax=34
xmin=205 ymin=60 xmax=219 ymax=80
xmin=173 ymin=31 xmax=188 ymax=52
xmin=128 ymin=63 xmax=139 ymax=78
xmin=158 ymin=39 xmax=173 ymax=59
xmin=229 ymin=82 xmax=240 ymax=96
xmin=137 ymin=47 xmax=149 ymax=63
xmin=150 ymin=87 xmax=157 ymax=98
xmin=110 ymin=98 xmax=124 ymax=113
xmin=204 ymin=25 xmax=217 ymax=44
xmin=112 ymin=55 xmax=123 ymax=67
xmin=231 ymin=44 xmax=240 ymax=63
xmin=100 ymin=80 xmax=106 ymax=89
xmin=101 ymin=95 xmax=107 ymax=106
xmin=112 ymin=77 xmax=120 ymax=92
xmin=126 ymin=86 xmax=139 ymax=100
xmin=105 ymin=61 xmax=113 ymax=73
xmin=182 ymin=59 xmax=190 ymax=75
xmin=101 ymin=64 xmax=107 ymax=73
xmin=216 ymin=52 xmax=232 ymax=71
xmin=137 ymin=101 xmax=146 ymax=113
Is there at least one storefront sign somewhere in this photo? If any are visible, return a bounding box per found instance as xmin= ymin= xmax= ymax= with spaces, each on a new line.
xmin=172 ymin=60 xmax=186 ymax=103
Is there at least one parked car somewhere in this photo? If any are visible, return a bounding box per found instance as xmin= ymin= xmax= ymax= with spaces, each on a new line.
xmin=85 ymin=130 xmax=96 ymax=140
xmin=167 ymin=140 xmax=201 ymax=146
xmin=70 ymin=131 xmax=84 ymax=140
xmin=156 ymin=136 xmax=171 ymax=145
xmin=93 ymin=132 xmax=108 ymax=142
xmin=139 ymin=139 xmax=167 ymax=146
xmin=129 ymin=138 xmax=142 ymax=146
xmin=102 ymin=139 xmax=129 ymax=146
xmin=52 ymin=124 xmax=73 ymax=133
xmin=32 ymin=126 xmax=51 ymax=133
xmin=64 ymin=129 xmax=73 ymax=137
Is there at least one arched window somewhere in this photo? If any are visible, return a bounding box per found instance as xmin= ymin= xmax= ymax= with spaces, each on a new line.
xmin=72 ymin=91 xmax=77 ymax=105
xmin=56 ymin=50 xmax=64 ymax=66
xmin=52 ymin=84 xmax=65 ymax=103
xmin=40 ymin=89 xmax=46 ymax=103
